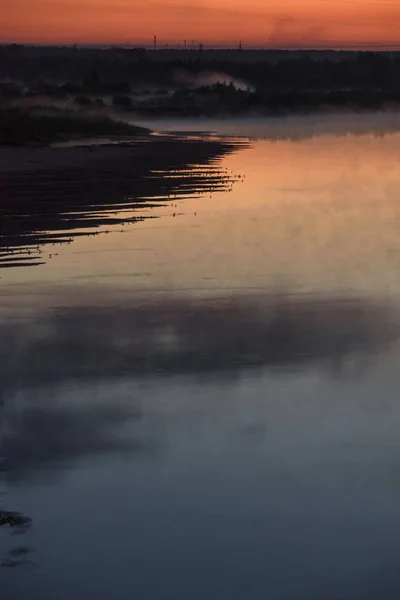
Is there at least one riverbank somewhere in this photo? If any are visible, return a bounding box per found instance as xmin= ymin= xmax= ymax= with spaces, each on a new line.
xmin=0 ymin=108 xmax=150 ymax=146
xmin=0 ymin=133 xmax=246 ymax=268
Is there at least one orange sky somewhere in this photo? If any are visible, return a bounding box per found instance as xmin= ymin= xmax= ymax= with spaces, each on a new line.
xmin=2 ymin=0 xmax=400 ymax=48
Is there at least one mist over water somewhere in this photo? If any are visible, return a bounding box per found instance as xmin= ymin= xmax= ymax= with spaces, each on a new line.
xmin=129 ymin=110 xmax=400 ymax=139
xmin=173 ymin=69 xmax=251 ymax=91
xmin=3 ymin=115 xmax=400 ymax=599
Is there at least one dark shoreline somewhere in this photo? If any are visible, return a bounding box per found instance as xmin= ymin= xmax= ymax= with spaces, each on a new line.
xmin=0 ymin=108 xmax=150 ymax=146
xmin=0 ymin=134 xmax=247 ymax=268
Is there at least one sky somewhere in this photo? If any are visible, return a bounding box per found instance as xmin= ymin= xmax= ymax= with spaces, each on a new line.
xmin=2 ymin=0 xmax=400 ymax=48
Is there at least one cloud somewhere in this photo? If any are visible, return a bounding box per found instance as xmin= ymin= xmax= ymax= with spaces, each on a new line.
xmin=267 ymin=15 xmax=332 ymax=48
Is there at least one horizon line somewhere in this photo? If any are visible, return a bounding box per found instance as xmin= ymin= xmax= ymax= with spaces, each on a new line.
xmin=2 ymin=42 xmax=400 ymax=51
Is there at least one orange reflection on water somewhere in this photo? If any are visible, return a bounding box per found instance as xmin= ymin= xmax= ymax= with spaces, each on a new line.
xmin=4 ymin=127 xmax=400 ymax=301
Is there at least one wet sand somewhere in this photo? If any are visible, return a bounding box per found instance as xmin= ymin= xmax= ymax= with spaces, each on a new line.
xmin=0 ymin=135 xmax=247 ymax=268
xmin=0 ymin=134 xmax=243 ymax=174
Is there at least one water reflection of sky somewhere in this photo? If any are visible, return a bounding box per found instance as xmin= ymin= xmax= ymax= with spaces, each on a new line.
xmin=2 ymin=288 xmax=400 ymax=599
xmin=3 ymin=120 xmax=400 ymax=599
xmin=1 ymin=291 xmax=398 ymax=471
xmin=3 ymin=125 xmax=400 ymax=298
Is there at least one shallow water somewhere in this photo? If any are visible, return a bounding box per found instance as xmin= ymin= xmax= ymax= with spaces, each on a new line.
xmin=2 ymin=116 xmax=400 ymax=599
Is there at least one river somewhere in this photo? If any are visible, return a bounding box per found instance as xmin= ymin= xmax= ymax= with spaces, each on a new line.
xmin=2 ymin=114 xmax=400 ymax=599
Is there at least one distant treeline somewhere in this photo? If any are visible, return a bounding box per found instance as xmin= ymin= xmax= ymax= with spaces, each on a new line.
xmin=2 ymin=46 xmax=400 ymax=115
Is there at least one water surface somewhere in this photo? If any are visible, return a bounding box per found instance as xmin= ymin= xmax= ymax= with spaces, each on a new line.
xmin=2 ymin=115 xmax=400 ymax=599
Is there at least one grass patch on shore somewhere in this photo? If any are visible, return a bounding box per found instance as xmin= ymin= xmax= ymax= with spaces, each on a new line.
xmin=0 ymin=108 xmax=149 ymax=146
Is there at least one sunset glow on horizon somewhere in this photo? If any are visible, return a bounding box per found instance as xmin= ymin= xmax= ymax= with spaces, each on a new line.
xmin=3 ymin=0 xmax=400 ymax=48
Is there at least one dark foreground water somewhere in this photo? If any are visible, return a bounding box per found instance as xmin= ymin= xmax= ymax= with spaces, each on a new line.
xmin=2 ymin=115 xmax=400 ymax=599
